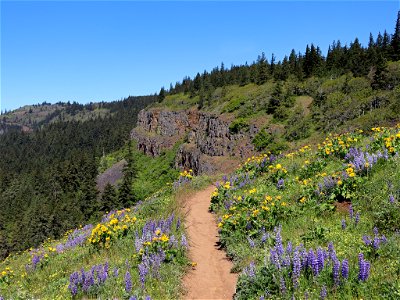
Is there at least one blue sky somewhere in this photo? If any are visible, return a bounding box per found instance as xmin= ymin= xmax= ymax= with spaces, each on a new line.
xmin=1 ymin=1 xmax=399 ymax=112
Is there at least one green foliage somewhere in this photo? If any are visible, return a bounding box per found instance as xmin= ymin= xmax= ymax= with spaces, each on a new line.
xmin=252 ymin=129 xmax=272 ymax=151
xmin=229 ymin=118 xmax=249 ymax=134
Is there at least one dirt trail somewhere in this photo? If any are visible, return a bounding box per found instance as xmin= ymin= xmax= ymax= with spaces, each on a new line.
xmin=182 ymin=186 xmax=237 ymax=300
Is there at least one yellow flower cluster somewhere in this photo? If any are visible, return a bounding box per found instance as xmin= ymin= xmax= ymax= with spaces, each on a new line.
xmin=244 ymin=154 xmax=270 ymax=165
xmin=180 ymin=169 xmax=193 ymax=179
xmin=88 ymin=213 xmax=137 ymax=248
xmin=0 ymin=267 xmax=13 ymax=277
xmin=211 ymin=188 xmax=219 ymax=198
xmin=345 ymin=166 xmax=356 ymax=178
xmin=318 ymin=133 xmax=359 ymax=157
xmin=286 ymin=145 xmax=311 ymax=158
xmin=268 ymin=163 xmax=288 ymax=173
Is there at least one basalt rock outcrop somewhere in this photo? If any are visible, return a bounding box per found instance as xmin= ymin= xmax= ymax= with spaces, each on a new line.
xmin=130 ymin=108 xmax=258 ymax=174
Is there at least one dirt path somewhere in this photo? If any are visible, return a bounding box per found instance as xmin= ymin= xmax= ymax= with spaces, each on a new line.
xmin=182 ymin=186 xmax=237 ymax=300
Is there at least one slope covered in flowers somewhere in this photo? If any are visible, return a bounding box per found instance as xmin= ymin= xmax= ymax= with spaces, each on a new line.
xmin=0 ymin=183 xmax=195 ymax=300
xmin=210 ymin=125 xmax=400 ymax=299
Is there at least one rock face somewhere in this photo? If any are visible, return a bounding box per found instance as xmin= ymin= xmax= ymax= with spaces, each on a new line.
xmin=130 ymin=108 xmax=258 ymax=174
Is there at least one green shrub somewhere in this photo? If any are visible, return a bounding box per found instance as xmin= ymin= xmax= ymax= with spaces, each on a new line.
xmin=229 ymin=118 xmax=249 ymax=134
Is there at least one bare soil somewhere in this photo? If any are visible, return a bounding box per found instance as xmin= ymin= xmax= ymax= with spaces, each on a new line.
xmin=182 ymin=186 xmax=237 ymax=300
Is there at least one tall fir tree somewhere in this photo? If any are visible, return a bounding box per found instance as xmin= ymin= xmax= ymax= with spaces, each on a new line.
xmin=391 ymin=11 xmax=400 ymax=61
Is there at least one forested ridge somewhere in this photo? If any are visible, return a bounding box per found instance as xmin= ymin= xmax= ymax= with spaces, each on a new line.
xmin=0 ymin=96 xmax=156 ymax=259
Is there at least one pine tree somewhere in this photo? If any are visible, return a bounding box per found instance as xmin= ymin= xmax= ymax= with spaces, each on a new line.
xmin=391 ymin=11 xmax=400 ymax=61
xmin=100 ymin=183 xmax=118 ymax=212
xmin=256 ymin=52 xmax=269 ymax=85
xmin=158 ymin=87 xmax=166 ymax=103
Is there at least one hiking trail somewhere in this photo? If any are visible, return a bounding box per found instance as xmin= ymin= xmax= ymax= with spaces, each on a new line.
xmin=182 ymin=186 xmax=237 ymax=300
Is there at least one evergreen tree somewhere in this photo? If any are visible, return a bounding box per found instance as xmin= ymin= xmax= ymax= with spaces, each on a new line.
xmin=158 ymin=87 xmax=166 ymax=103
xmin=100 ymin=183 xmax=118 ymax=212
xmin=391 ymin=11 xmax=400 ymax=61
xmin=256 ymin=52 xmax=269 ymax=85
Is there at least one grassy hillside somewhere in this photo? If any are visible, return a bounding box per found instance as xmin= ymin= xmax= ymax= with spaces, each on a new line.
xmin=210 ymin=125 xmax=400 ymax=299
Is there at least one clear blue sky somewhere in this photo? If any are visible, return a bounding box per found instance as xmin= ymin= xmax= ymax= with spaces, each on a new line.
xmin=1 ymin=1 xmax=399 ymax=112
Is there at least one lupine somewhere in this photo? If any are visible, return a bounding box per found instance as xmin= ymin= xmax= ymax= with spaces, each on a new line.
xmin=244 ymin=261 xmax=256 ymax=278
xmin=125 ymin=271 xmax=132 ymax=292
xmin=349 ymin=205 xmax=354 ymax=220
xmin=181 ymin=234 xmax=188 ymax=248
xmin=247 ymin=236 xmax=255 ymax=248
xmin=277 ymin=178 xmax=285 ymax=189
xmin=332 ymin=258 xmax=340 ymax=285
xmin=292 ymin=250 xmax=301 ymax=288
xmin=341 ymin=259 xmax=349 ymax=279
xmin=113 ymin=267 xmax=119 ymax=277
xmin=341 ymin=219 xmax=346 ymax=230
xmin=129 ymin=297 xmax=137 ymax=300
xmin=138 ymin=261 xmax=149 ymax=287
xmin=279 ymin=276 xmax=286 ymax=294
xmin=320 ymin=285 xmax=327 ymax=300
xmin=355 ymin=212 xmax=360 ymax=225
xmin=261 ymin=231 xmax=269 ymax=244
xmin=389 ymin=194 xmax=395 ymax=203
xmin=317 ymin=248 xmax=325 ymax=273
xmin=358 ymin=253 xmax=371 ymax=281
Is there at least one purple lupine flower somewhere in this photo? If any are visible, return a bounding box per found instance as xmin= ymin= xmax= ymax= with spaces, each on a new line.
xmin=270 ymin=249 xmax=281 ymax=270
xmin=341 ymin=259 xmax=349 ymax=279
xmin=68 ymin=271 xmax=80 ymax=296
xmin=32 ymin=255 xmax=41 ymax=269
xmin=332 ymin=258 xmax=340 ymax=286
xmin=381 ymin=235 xmax=387 ymax=243
xmin=244 ymin=261 xmax=256 ymax=278
xmin=261 ymin=232 xmax=269 ymax=244
xmin=317 ymin=248 xmax=325 ymax=273
xmin=320 ymin=285 xmax=327 ymax=300
xmin=389 ymin=194 xmax=395 ymax=203
xmin=358 ymin=253 xmax=371 ymax=281
xmin=247 ymin=236 xmax=255 ymax=248
xmin=82 ymin=270 xmax=94 ymax=292
xmin=181 ymin=234 xmax=188 ymax=249
xmin=355 ymin=212 xmax=360 ymax=225
xmin=176 ymin=218 xmax=181 ymax=230
xmin=279 ymin=276 xmax=286 ymax=294
xmin=373 ymin=227 xmax=379 ymax=235
xmin=349 ymin=205 xmax=354 ymax=220
xmin=138 ymin=261 xmax=149 ymax=288
xmin=372 ymin=236 xmax=381 ymax=250
xmin=145 ymin=296 xmax=151 ymax=300
xmin=286 ymin=242 xmax=293 ymax=255
xmin=363 ymin=235 xmax=372 ymax=246
xmin=129 ymin=297 xmax=137 ymax=300
xmin=113 ymin=267 xmax=119 ymax=277
xmin=169 ymin=235 xmax=179 ymax=248
xmin=277 ymin=178 xmax=285 ymax=189
xmin=327 ymin=242 xmax=335 ymax=259
xmin=260 ymin=296 xmax=265 ymax=300
xmin=292 ymin=250 xmax=301 ymax=288
xmin=312 ymin=251 xmax=320 ymax=276
xmin=341 ymin=219 xmax=346 ymax=230
xmin=125 ymin=271 xmax=132 ymax=292
xmin=274 ymin=226 xmax=284 ymax=256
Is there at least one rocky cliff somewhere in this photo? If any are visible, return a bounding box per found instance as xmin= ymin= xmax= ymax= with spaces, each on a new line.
xmin=130 ymin=108 xmax=258 ymax=174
